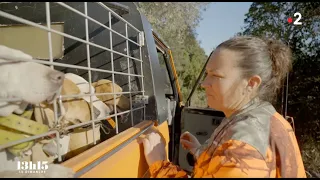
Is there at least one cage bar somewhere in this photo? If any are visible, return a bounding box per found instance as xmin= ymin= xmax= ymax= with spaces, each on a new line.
xmin=0 ymin=2 xmax=146 ymax=164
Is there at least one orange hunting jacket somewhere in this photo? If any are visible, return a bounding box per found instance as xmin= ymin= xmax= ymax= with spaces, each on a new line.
xmin=149 ymin=99 xmax=306 ymax=178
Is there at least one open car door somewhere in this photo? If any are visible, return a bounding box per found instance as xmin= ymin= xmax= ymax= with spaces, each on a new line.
xmin=176 ymin=53 xmax=225 ymax=173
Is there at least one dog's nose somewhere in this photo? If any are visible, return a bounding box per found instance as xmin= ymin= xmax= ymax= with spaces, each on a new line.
xmin=48 ymin=70 xmax=65 ymax=84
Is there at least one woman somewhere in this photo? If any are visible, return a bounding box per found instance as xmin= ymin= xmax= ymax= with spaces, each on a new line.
xmin=141 ymin=36 xmax=306 ymax=178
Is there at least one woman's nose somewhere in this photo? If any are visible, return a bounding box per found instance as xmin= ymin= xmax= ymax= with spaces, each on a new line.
xmin=201 ymin=78 xmax=209 ymax=88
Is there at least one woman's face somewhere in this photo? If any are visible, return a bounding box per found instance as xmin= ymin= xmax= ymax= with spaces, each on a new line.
xmin=201 ymin=48 xmax=249 ymax=115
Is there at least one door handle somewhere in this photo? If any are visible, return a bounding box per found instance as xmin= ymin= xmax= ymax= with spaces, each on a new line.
xmin=212 ymin=118 xmax=222 ymax=125
xmin=196 ymin=131 xmax=208 ymax=136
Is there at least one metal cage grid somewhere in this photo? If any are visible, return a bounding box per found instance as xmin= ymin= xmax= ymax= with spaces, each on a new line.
xmin=0 ymin=2 xmax=145 ymax=162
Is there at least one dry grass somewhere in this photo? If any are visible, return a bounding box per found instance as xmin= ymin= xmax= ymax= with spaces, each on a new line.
xmin=300 ymin=135 xmax=320 ymax=178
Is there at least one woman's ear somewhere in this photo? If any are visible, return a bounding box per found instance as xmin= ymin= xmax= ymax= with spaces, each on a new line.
xmin=247 ymin=75 xmax=261 ymax=92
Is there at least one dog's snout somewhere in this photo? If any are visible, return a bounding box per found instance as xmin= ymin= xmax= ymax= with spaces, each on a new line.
xmin=48 ymin=70 xmax=65 ymax=84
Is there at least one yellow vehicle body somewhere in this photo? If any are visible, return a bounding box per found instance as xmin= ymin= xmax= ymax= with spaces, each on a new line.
xmin=62 ymin=120 xmax=170 ymax=178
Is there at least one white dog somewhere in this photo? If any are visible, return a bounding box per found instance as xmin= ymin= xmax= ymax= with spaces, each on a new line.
xmin=0 ymin=45 xmax=65 ymax=116
xmin=0 ymin=45 xmax=75 ymax=177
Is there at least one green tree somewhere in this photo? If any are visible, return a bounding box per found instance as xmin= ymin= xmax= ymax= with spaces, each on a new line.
xmin=137 ymin=2 xmax=210 ymax=106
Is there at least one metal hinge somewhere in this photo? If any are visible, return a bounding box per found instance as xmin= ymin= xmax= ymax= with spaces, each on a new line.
xmin=139 ymin=32 xmax=145 ymax=46
xmin=133 ymin=95 xmax=148 ymax=105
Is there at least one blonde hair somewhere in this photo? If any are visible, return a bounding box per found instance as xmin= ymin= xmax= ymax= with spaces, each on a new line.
xmin=216 ymin=36 xmax=292 ymax=103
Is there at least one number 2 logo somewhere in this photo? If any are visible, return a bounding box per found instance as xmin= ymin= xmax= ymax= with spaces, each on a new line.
xmin=293 ymin=12 xmax=302 ymax=25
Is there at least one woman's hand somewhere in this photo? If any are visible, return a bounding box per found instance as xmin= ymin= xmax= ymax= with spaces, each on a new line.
xmin=180 ymin=131 xmax=201 ymax=155
xmin=141 ymin=132 xmax=166 ymax=166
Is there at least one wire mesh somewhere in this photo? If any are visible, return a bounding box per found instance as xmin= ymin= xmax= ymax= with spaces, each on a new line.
xmin=0 ymin=2 xmax=145 ymax=163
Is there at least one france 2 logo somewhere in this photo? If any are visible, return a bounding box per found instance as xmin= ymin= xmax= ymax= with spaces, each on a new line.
xmin=287 ymin=12 xmax=302 ymax=25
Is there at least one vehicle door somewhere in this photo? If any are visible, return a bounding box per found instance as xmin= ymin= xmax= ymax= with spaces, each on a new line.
xmin=177 ymin=54 xmax=225 ymax=173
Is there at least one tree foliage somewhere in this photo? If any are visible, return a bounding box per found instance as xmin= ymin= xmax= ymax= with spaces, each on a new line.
xmin=137 ymin=2 xmax=210 ymax=107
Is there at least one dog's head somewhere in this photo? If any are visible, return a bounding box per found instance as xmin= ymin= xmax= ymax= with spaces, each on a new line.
xmin=0 ymin=45 xmax=65 ymax=116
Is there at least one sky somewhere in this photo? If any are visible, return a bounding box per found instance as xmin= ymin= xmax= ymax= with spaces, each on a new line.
xmin=195 ymin=2 xmax=252 ymax=56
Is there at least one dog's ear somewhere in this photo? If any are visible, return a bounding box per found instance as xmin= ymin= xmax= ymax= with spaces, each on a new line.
xmin=0 ymin=45 xmax=33 ymax=61
xmin=117 ymin=95 xmax=130 ymax=110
